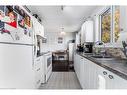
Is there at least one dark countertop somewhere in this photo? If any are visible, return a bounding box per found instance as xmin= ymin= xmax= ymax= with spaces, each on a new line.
xmin=37 ymin=51 xmax=51 ymax=57
xmin=76 ymin=52 xmax=127 ymax=80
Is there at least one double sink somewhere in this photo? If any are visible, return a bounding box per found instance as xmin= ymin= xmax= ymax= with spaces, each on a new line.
xmin=84 ymin=53 xmax=126 ymax=64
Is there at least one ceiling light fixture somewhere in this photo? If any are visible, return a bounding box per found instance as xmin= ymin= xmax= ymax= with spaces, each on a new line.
xmin=60 ymin=27 xmax=66 ymax=35
xmin=61 ymin=5 xmax=65 ymax=11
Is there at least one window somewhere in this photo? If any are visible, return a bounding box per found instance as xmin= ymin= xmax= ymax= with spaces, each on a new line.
xmin=101 ymin=8 xmax=111 ymax=43
xmin=114 ymin=6 xmax=120 ymax=42
xmin=100 ymin=6 xmax=120 ymax=43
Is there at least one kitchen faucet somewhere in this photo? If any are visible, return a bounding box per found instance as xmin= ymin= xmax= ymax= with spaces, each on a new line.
xmin=122 ymin=41 xmax=127 ymax=58
xmin=94 ymin=41 xmax=106 ymax=57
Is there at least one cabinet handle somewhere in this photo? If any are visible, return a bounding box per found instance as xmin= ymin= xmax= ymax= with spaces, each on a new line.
xmin=108 ymin=75 xmax=114 ymax=79
xmin=37 ymin=59 xmax=40 ymax=61
xmin=37 ymin=68 xmax=40 ymax=71
xmin=37 ymin=80 xmax=40 ymax=84
xmin=103 ymin=71 xmax=107 ymax=75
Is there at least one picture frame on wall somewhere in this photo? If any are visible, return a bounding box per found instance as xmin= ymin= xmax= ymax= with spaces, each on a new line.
xmin=58 ymin=37 xmax=63 ymax=44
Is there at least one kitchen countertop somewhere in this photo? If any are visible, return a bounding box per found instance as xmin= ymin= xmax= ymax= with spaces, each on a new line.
xmin=37 ymin=51 xmax=51 ymax=57
xmin=76 ymin=52 xmax=127 ymax=80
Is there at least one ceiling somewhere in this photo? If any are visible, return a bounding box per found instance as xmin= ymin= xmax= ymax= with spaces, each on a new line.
xmin=27 ymin=6 xmax=100 ymax=33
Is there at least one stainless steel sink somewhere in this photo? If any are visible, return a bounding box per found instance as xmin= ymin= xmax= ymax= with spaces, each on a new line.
xmin=90 ymin=55 xmax=116 ymax=61
xmin=95 ymin=58 xmax=116 ymax=61
xmin=91 ymin=55 xmax=112 ymax=58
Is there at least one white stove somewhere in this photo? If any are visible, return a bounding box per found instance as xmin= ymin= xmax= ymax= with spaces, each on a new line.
xmin=42 ymin=51 xmax=52 ymax=83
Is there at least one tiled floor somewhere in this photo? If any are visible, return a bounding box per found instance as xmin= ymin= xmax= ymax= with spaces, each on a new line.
xmin=39 ymin=72 xmax=82 ymax=89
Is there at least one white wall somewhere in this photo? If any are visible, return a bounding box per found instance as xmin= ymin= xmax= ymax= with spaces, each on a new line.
xmin=42 ymin=32 xmax=75 ymax=52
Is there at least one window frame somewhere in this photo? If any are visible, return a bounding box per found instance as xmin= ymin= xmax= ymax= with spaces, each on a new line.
xmin=99 ymin=6 xmax=113 ymax=43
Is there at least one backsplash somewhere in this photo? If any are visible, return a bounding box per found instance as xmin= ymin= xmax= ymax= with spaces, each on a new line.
xmin=106 ymin=48 xmax=127 ymax=59
xmin=94 ymin=47 xmax=127 ymax=59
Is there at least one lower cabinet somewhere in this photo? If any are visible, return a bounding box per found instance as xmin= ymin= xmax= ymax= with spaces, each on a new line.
xmin=79 ymin=55 xmax=85 ymax=88
xmin=98 ymin=66 xmax=127 ymax=89
xmin=74 ymin=53 xmax=127 ymax=89
xmin=74 ymin=54 xmax=80 ymax=80
xmin=83 ymin=58 xmax=98 ymax=89
xmin=74 ymin=54 xmax=98 ymax=89
xmin=34 ymin=56 xmax=43 ymax=88
xmin=74 ymin=54 xmax=82 ymax=87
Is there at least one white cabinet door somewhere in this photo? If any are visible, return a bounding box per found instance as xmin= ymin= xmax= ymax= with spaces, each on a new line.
xmin=97 ymin=66 xmax=108 ymax=89
xmin=88 ymin=61 xmax=98 ymax=89
xmin=74 ymin=54 xmax=86 ymax=89
xmin=85 ymin=21 xmax=94 ymax=42
xmin=75 ymin=54 xmax=127 ymax=89
xmin=75 ymin=57 xmax=99 ymax=89
xmin=83 ymin=58 xmax=89 ymax=89
xmin=41 ymin=56 xmax=45 ymax=83
xmin=106 ymin=70 xmax=127 ymax=89
xmin=97 ymin=66 xmax=117 ymax=89
xmin=74 ymin=53 xmax=76 ymax=71
xmin=79 ymin=56 xmax=84 ymax=88
xmin=76 ymin=54 xmax=81 ymax=80
xmin=74 ymin=55 xmax=99 ymax=89
xmin=84 ymin=58 xmax=98 ymax=89
xmin=74 ymin=53 xmax=78 ymax=75
xmin=32 ymin=17 xmax=44 ymax=37
xmin=81 ymin=20 xmax=94 ymax=43
xmin=34 ymin=57 xmax=42 ymax=88
xmin=97 ymin=66 xmax=127 ymax=89
xmin=74 ymin=54 xmax=83 ymax=85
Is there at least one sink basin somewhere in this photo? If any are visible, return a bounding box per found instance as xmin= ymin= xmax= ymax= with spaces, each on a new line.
xmin=90 ymin=55 xmax=116 ymax=61
xmin=95 ymin=58 xmax=116 ymax=61
xmin=91 ymin=55 xmax=112 ymax=58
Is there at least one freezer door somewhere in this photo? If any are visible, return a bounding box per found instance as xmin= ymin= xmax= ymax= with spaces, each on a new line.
xmin=0 ymin=44 xmax=35 ymax=89
xmin=0 ymin=19 xmax=33 ymax=45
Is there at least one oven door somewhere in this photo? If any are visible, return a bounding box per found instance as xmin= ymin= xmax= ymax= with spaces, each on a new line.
xmin=47 ymin=57 xmax=52 ymax=68
xmin=44 ymin=53 xmax=52 ymax=82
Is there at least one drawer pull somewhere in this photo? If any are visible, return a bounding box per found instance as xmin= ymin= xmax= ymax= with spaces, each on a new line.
xmin=37 ymin=80 xmax=40 ymax=84
xmin=108 ymin=75 xmax=114 ymax=79
xmin=37 ymin=68 xmax=40 ymax=71
xmin=37 ymin=59 xmax=40 ymax=61
xmin=103 ymin=71 xmax=107 ymax=75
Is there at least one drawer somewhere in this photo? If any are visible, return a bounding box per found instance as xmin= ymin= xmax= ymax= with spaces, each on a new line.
xmin=35 ymin=79 xmax=41 ymax=88
xmin=36 ymin=79 xmax=41 ymax=85
xmin=35 ymin=58 xmax=41 ymax=65
xmin=34 ymin=64 xmax=41 ymax=71
xmin=35 ymin=70 xmax=42 ymax=85
xmin=34 ymin=58 xmax=42 ymax=70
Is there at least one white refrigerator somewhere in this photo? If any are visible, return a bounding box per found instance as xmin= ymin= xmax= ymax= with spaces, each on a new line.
xmin=69 ymin=43 xmax=75 ymax=61
xmin=0 ymin=8 xmax=35 ymax=88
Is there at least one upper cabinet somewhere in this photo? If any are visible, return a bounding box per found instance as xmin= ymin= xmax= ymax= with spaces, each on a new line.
xmin=81 ymin=20 xmax=94 ymax=44
xmin=32 ymin=17 xmax=44 ymax=37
